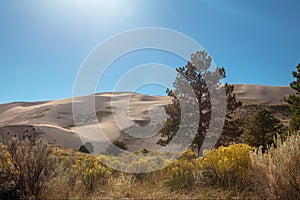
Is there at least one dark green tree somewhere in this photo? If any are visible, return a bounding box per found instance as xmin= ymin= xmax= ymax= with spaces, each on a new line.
xmin=245 ymin=109 xmax=283 ymax=152
xmin=79 ymin=144 xmax=90 ymax=154
xmin=216 ymin=84 xmax=243 ymax=147
xmin=284 ymin=63 xmax=300 ymax=132
xmin=157 ymin=51 xmax=241 ymax=156
xmin=216 ymin=117 xmax=246 ymax=147
xmin=78 ymin=142 xmax=94 ymax=154
xmin=112 ymin=140 xmax=128 ymax=150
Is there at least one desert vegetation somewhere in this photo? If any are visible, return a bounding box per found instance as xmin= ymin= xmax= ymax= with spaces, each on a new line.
xmin=0 ymin=133 xmax=299 ymax=199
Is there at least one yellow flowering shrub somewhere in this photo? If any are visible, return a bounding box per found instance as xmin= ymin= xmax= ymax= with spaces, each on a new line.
xmin=166 ymin=149 xmax=202 ymax=190
xmin=73 ymin=156 xmax=111 ymax=193
xmin=201 ymin=143 xmax=253 ymax=188
xmin=0 ymin=145 xmax=14 ymax=174
xmin=0 ymin=144 xmax=16 ymax=190
xmin=97 ymin=150 xmax=183 ymax=183
xmin=127 ymin=158 xmax=158 ymax=173
xmin=100 ymin=152 xmax=168 ymax=170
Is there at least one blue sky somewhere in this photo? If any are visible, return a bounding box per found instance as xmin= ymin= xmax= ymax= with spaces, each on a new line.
xmin=0 ymin=0 xmax=299 ymax=103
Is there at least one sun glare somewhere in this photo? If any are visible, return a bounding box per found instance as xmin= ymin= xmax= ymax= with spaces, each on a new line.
xmin=77 ymin=0 xmax=132 ymax=19
xmin=39 ymin=0 xmax=132 ymax=23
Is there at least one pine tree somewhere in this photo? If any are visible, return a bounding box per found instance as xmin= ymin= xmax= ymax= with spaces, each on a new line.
xmin=216 ymin=84 xmax=243 ymax=147
xmin=284 ymin=63 xmax=300 ymax=132
xmin=245 ymin=109 xmax=283 ymax=152
xmin=157 ymin=51 xmax=241 ymax=156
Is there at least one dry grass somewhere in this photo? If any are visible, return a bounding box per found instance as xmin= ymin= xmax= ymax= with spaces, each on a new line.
xmin=4 ymin=136 xmax=297 ymax=199
xmin=250 ymin=132 xmax=300 ymax=200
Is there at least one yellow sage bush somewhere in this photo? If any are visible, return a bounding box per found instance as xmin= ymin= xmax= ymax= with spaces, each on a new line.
xmin=201 ymin=143 xmax=253 ymax=189
xmin=166 ymin=149 xmax=202 ymax=190
xmin=73 ymin=156 xmax=111 ymax=193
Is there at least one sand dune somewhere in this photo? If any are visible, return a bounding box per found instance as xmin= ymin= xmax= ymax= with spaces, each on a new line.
xmin=0 ymin=92 xmax=171 ymax=152
xmin=0 ymin=84 xmax=295 ymax=152
xmin=234 ymin=84 xmax=294 ymax=105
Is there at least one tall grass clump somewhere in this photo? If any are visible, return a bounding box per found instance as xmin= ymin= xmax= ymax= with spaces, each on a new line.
xmin=250 ymin=133 xmax=300 ymax=200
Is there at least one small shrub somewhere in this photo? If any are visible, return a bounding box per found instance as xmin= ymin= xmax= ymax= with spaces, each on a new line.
xmin=166 ymin=149 xmax=201 ymax=190
xmin=79 ymin=144 xmax=90 ymax=154
xmin=0 ymin=138 xmax=59 ymax=199
xmin=73 ymin=156 xmax=111 ymax=193
xmin=113 ymin=140 xmax=128 ymax=150
xmin=98 ymin=151 xmax=175 ymax=182
xmin=141 ymin=148 xmax=150 ymax=154
xmin=127 ymin=158 xmax=159 ymax=180
xmin=105 ymin=140 xmax=127 ymax=156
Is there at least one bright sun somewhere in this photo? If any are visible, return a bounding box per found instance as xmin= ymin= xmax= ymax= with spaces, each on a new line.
xmin=38 ymin=0 xmax=133 ymax=29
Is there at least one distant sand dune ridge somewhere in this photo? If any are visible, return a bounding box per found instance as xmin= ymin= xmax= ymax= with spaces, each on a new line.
xmin=0 ymin=84 xmax=294 ymax=152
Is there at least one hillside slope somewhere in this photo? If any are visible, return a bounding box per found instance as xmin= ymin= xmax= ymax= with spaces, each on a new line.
xmin=0 ymin=84 xmax=294 ymax=152
xmin=234 ymin=84 xmax=294 ymax=105
xmin=0 ymin=93 xmax=171 ymax=152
